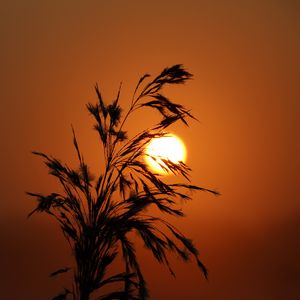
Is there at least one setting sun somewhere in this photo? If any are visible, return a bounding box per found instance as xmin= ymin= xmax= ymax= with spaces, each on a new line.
xmin=145 ymin=134 xmax=187 ymax=174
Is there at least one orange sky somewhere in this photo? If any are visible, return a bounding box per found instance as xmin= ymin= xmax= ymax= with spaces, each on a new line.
xmin=1 ymin=1 xmax=299 ymax=299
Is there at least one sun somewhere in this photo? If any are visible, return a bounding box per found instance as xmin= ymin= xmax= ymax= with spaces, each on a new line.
xmin=145 ymin=133 xmax=187 ymax=175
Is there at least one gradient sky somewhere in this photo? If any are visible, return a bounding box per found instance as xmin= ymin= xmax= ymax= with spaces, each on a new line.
xmin=1 ymin=0 xmax=299 ymax=299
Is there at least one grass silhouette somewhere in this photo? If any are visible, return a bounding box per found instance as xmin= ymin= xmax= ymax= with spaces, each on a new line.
xmin=28 ymin=65 xmax=219 ymax=300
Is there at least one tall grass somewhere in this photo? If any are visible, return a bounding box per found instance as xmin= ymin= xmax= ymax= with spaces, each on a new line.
xmin=28 ymin=65 xmax=219 ymax=300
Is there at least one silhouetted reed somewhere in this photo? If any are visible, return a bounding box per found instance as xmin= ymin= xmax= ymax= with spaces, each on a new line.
xmin=28 ymin=65 xmax=219 ymax=300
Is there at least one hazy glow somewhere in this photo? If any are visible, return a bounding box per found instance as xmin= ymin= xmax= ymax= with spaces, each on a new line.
xmin=145 ymin=134 xmax=186 ymax=174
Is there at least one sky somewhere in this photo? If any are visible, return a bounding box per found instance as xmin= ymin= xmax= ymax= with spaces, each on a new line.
xmin=1 ymin=0 xmax=299 ymax=299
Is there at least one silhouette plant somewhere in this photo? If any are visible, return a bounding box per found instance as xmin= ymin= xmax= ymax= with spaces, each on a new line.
xmin=28 ymin=65 xmax=218 ymax=300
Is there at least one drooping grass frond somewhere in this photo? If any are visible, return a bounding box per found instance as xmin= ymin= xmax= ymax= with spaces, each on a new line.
xmin=28 ymin=65 xmax=218 ymax=300
xmin=51 ymin=288 xmax=71 ymax=300
xmin=50 ymin=267 xmax=71 ymax=278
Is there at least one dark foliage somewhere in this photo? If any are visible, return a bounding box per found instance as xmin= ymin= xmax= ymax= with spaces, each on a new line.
xmin=28 ymin=64 xmax=219 ymax=300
